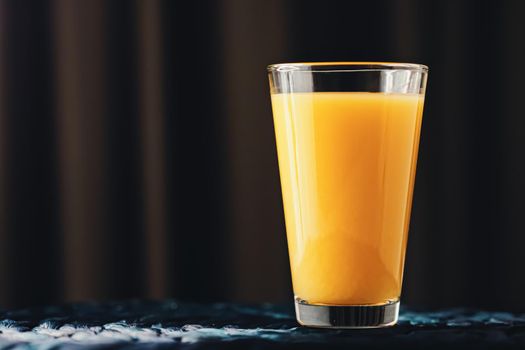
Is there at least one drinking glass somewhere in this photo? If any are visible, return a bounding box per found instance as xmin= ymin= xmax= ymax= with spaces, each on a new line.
xmin=268 ymin=62 xmax=428 ymax=328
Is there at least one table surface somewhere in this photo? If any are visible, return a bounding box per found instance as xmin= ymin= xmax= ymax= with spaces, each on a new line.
xmin=1 ymin=300 xmax=525 ymax=349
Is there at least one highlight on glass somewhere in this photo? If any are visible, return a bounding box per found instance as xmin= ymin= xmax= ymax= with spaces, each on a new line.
xmin=268 ymin=62 xmax=428 ymax=328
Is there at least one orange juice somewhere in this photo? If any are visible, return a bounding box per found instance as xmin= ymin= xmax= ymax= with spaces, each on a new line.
xmin=271 ymin=92 xmax=424 ymax=305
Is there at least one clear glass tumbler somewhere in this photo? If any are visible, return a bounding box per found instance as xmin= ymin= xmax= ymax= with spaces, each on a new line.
xmin=268 ymin=62 xmax=428 ymax=328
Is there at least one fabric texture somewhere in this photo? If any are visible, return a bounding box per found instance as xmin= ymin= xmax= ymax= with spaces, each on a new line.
xmin=1 ymin=300 xmax=524 ymax=349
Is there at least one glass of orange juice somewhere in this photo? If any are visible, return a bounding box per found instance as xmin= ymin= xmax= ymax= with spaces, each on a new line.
xmin=268 ymin=62 xmax=428 ymax=328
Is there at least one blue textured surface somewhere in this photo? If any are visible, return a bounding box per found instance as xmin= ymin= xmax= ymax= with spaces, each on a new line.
xmin=1 ymin=300 xmax=525 ymax=349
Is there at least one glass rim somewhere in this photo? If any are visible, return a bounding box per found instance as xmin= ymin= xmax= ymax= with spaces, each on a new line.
xmin=267 ymin=62 xmax=428 ymax=73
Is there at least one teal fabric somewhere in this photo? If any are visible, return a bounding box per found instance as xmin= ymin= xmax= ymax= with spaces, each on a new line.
xmin=1 ymin=301 xmax=524 ymax=349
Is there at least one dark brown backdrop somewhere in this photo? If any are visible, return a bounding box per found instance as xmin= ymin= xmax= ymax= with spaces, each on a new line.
xmin=1 ymin=0 xmax=525 ymax=311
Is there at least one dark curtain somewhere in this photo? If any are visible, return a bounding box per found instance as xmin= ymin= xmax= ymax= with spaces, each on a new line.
xmin=1 ymin=0 xmax=525 ymax=311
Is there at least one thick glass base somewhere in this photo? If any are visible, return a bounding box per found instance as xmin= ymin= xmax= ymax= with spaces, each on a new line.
xmin=295 ymin=298 xmax=399 ymax=329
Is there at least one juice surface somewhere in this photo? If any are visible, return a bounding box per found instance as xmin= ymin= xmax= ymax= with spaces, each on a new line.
xmin=271 ymin=92 xmax=424 ymax=305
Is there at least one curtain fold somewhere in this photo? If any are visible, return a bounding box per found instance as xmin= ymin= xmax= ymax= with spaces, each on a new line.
xmin=136 ymin=0 xmax=168 ymax=300
xmin=1 ymin=0 xmax=61 ymax=307
xmin=54 ymin=0 xmax=111 ymax=302
xmin=221 ymin=0 xmax=291 ymax=302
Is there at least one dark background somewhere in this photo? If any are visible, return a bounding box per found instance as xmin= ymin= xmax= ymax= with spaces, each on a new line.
xmin=0 ymin=0 xmax=524 ymax=311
